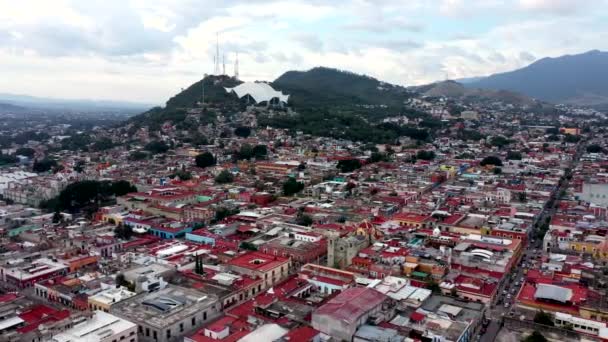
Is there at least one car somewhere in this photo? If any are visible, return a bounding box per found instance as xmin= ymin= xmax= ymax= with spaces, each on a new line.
xmin=507 ymin=294 xmax=512 ymax=299
xmin=514 ymin=281 xmax=520 ymax=286
xmin=504 ymin=302 xmax=510 ymax=308
xmin=502 ymin=290 xmax=508 ymax=294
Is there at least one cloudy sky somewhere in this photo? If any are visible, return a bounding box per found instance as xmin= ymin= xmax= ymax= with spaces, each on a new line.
xmin=1 ymin=0 xmax=606 ymax=104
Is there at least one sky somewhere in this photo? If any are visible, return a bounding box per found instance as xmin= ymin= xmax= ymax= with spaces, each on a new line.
xmin=0 ymin=0 xmax=607 ymax=104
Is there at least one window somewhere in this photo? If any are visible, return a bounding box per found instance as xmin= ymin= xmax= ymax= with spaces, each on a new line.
xmin=130 ymin=331 xmax=135 ymax=336
xmin=146 ymin=328 xmax=149 ymax=337
xmin=203 ymin=311 xmax=207 ymax=320
xmin=192 ymin=317 xmax=196 ymax=326
xmin=153 ymin=331 xmax=157 ymax=340
xmin=180 ymin=323 xmax=184 ymax=332
xmin=167 ymin=329 xmax=171 ymax=338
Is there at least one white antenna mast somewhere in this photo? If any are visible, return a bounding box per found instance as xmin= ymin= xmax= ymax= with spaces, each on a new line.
xmin=234 ymin=52 xmax=239 ymax=79
xmin=214 ymin=33 xmax=220 ymax=75
xmin=223 ymin=53 xmax=226 ymax=76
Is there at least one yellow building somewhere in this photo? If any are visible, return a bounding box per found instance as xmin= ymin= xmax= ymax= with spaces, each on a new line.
xmin=88 ymin=287 xmax=136 ymax=312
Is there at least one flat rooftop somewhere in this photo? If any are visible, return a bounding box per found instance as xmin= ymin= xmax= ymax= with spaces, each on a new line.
xmin=51 ymin=311 xmax=135 ymax=342
xmin=110 ymin=285 xmax=218 ymax=329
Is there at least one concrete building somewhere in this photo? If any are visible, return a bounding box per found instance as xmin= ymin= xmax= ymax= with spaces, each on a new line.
xmin=578 ymin=182 xmax=608 ymax=206
xmin=327 ymin=233 xmax=369 ymax=269
xmin=110 ymin=285 xmax=220 ymax=342
xmin=88 ymin=287 xmax=137 ymax=312
xmin=51 ymin=311 xmax=137 ymax=342
xmin=227 ymin=251 xmax=290 ymax=290
xmin=312 ymin=287 xmax=393 ymax=341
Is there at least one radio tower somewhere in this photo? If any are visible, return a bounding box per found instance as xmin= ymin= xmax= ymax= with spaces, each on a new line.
xmin=234 ymin=52 xmax=239 ymax=79
xmin=222 ymin=53 xmax=226 ymax=76
xmin=214 ymin=33 xmax=220 ymax=75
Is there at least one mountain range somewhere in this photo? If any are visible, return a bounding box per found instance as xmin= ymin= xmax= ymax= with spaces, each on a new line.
xmin=0 ymin=93 xmax=153 ymax=113
xmin=465 ymin=50 xmax=608 ymax=107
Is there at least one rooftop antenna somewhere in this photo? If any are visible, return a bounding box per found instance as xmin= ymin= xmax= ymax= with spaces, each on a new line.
xmin=234 ymin=52 xmax=239 ymax=79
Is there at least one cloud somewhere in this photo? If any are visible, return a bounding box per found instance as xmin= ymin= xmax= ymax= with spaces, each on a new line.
xmin=292 ymin=33 xmax=325 ymax=52
xmin=0 ymin=0 xmax=606 ymax=102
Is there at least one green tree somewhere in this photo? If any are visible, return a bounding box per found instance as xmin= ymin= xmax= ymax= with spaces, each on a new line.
xmin=533 ymin=310 xmax=554 ymax=326
xmin=92 ymin=137 xmax=115 ymax=151
xmin=129 ymin=151 xmax=148 ymax=161
xmin=114 ymin=224 xmax=134 ymax=240
xmin=506 ymin=151 xmax=522 ymax=160
xmin=145 ymin=140 xmax=169 ymax=154
xmin=252 ymin=144 xmax=268 ymax=159
xmin=523 ymin=331 xmax=547 ymax=342
xmin=296 ymin=214 xmax=313 ymax=226
xmin=490 ymin=136 xmax=512 ymax=148
xmin=215 ymin=170 xmax=234 ymax=184
xmin=337 ymin=159 xmax=362 ymax=173
xmin=234 ymin=126 xmax=251 ymax=138
xmin=283 ymin=177 xmax=304 ymax=196
xmin=15 ymin=147 xmax=35 ymax=158
xmin=416 ymin=150 xmax=436 ymax=161
xmin=587 ymin=144 xmax=604 ymax=153
xmin=240 ymin=241 xmax=259 ymax=251
xmin=195 ymin=152 xmax=216 ymax=168
xmin=236 ymin=144 xmax=254 ymax=160
xmin=480 ymin=156 xmax=503 ymax=167
xmin=33 ymin=159 xmax=58 ymax=173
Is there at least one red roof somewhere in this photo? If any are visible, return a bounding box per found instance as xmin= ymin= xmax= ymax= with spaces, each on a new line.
xmin=283 ymin=326 xmax=319 ymax=342
xmin=228 ymin=251 xmax=289 ymax=272
xmin=314 ymin=287 xmax=387 ymax=324
xmin=410 ymin=312 xmax=425 ymax=322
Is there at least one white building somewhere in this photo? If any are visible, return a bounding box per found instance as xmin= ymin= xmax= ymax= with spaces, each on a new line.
xmin=51 ymin=311 xmax=137 ymax=342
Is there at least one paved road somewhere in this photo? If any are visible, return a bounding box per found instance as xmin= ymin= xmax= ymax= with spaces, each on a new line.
xmin=478 ymin=141 xmax=585 ymax=340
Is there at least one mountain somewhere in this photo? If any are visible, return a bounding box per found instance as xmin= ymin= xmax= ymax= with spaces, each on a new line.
xmin=0 ymin=102 xmax=27 ymax=113
xmin=0 ymin=93 xmax=153 ymax=113
xmin=417 ymin=80 xmax=538 ymax=106
xmin=466 ymin=50 xmax=608 ymax=106
xmin=272 ymin=67 xmax=410 ymax=109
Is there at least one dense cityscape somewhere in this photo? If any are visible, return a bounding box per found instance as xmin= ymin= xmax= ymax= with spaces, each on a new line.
xmin=2 ymin=2 xmax=608 ymax=342
xmin=0 ymin=64 xmax=607 ymax=342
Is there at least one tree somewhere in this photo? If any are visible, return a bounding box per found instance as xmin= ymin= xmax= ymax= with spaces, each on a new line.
xmin=370 ymin=152 xmax=389 ymax=163
xmin=234 ymin=126 xmax=251 ymax=138
xmin=15 ymin=147 xmax=35 ymax=158
xmin=523 ymin=331 xmax=547 ymax=342
xmin=587 ymin=144 xmax=603 ymax=153
xmin=195 ymin=152 xmax=216 ymax=168
xmin=296 ymin=214 xmax=313 ymax=226
xmin=506 ymin=151 xmax=522 ymax=160
xmin=52 ymin=211 xmax=62 ymax=224
xmin=283 ymin=177 xmax=304 ymax=196
xmin=480 ymin=156 xmax=503 ymax=167
xmin=33 ymin=159 xmax=58 ymax=173
xmin=545 ymin=127 xmax=559 ymax=135
xmin=115 ymin=273 xmax=135 ymax=292
xmin=215 ymin=170 xmax=234 ymax=184
xmin=563 ymin=134 xmax=580 ymax=143
xmin=73 ymin=160 xmax=85 ymax=173
xmin=533 ymin=310 xmax=554 ymax=326
xmin=114 ymin=224 xmax=133 ymax=240
xmin=194 ymin=254 xmax=204 ymax=274
xmin=416 ymin=150 xmax=436 ymax=161
xmin=235 ymin=144 xmax=254 ymax=160
xmin=493 ymin=167 xmax=502 ymax=174
xmin=252 ymin=144 xmax=268 ymax=159
xmin=145 ymin=140 xmax=169 ymax=154
xmin=337 ymin=159 xmax=362 ymax=173
xmin=92 ymin=137 xmax=115 ymax=151
xmin=490 ymin=136 xmax=512 ymax=148
xmin=129 ymin=151 xmax=148 ymax=161
xmin=240 ymin=241 xmax=258 ymax=251
xmin=110 ymin=180 xmax=137 ymax=196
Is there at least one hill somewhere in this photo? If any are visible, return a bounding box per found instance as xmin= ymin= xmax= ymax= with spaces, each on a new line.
xmin=0 ymin=102 xmax=27 ymax=113
xmin=418 ymin=80 xmax=538 ymax=106
xmin=466 ymin=50 xmax=608 ymax=106
xmin=0 ymin=93 xmax=151 ymax=113
xmin=128 ymin=75 xmax=242 ymax=128
xmin=272 ymin=67 xmax=409 ymax=110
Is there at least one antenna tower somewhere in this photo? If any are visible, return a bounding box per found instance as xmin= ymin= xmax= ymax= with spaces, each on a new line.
xmin=234 ymin=52 xmax=239 ymax=79
xmin=214 ymin=33 xmax=220 ymax=75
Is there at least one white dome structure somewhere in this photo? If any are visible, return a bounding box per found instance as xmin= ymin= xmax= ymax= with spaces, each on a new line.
xmin=225 ymin=82 xmax=289 ymax=104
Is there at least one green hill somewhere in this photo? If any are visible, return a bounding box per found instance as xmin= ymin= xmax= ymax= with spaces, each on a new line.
xmin=128 ymin=75 xmax=242 ymax=128
xmin=272 ymin=66 xmax=409 ymax=110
